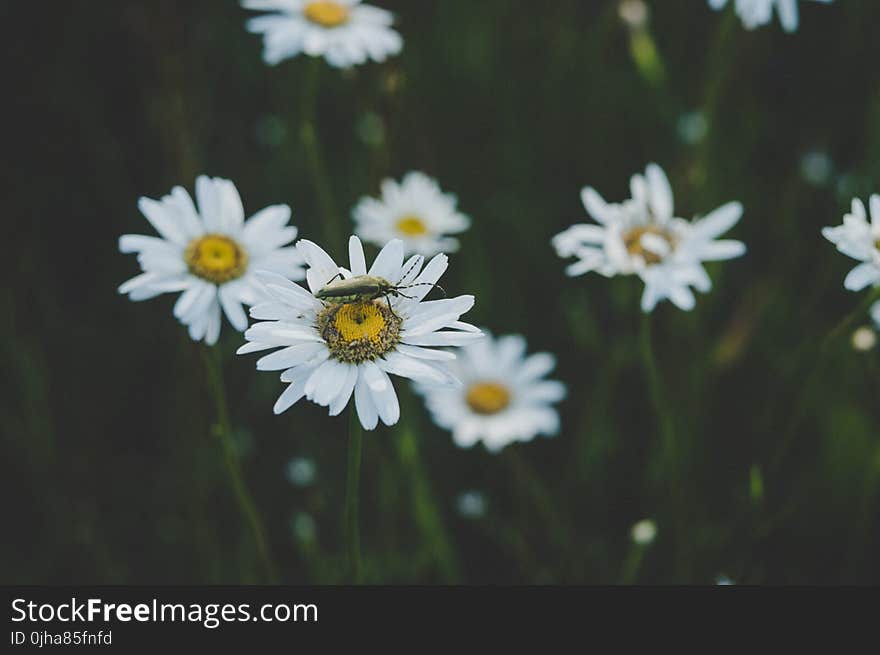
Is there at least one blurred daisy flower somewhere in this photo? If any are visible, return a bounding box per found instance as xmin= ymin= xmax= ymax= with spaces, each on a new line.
xmin=242 ymin=0 xmax=403 ymax=68
xmin=822 ymin=195 xmax=880 ymax=292
xmin=353 ymin=171 xmax=471 ymax=257
xmin=414 ymin=331 xmax=566 ymax=452
xmin=118 ymin=176 xmax=304 ymax=345
xmin=239 ymin=236 xmax=480 ymax=430
xmin=707 ymin=0 xmax=833 ymax=33
xmin=456 ymin=490 xmax=488 ymax=519
xmin=552 ymin=163 xmax=746 ymax=312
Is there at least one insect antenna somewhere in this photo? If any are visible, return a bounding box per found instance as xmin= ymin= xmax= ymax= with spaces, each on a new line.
xmin=322 ymin=272 xmax=344 ymax=286
xmin=394 ymin=256 xmax=424 ymax=286
xmin=398 ymin=281 xmax=446 ymax=298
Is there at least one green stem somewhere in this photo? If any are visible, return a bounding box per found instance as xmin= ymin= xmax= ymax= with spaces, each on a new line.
xmin=771 ymin=289 xmax=880 ymax=471
xmin=344 ymin=407 xmax=363 ymax=583
xmin=618 ymin=544 xmax=646 ymax=585
xmin=701 ymin=10 xmax=738 ymax=120
xmin=823 ymin=290 xmax=880 ymax=348
xmin=202 ymin=346 xmax=278 ymax=584
xmin=640 ymin=312 xmax=688 ymax=580
xmin=844 ymin=444 xmax=880 ymax=579
xmin=627 ymin=26 xmax=666 ymax=89
xmin=301 ymin=59 xmax=343 ymax=251
xmin=640 ymin=313 xmax=676 ymax=467
xmin=396 ymin=420 xmax=461 ymax=582
xmin=505 ymin=448 xmax=574 ymax=573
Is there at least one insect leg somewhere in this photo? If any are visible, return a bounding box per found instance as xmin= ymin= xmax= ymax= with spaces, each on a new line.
xmin=385 ymin=293 xmax=401 ymax=320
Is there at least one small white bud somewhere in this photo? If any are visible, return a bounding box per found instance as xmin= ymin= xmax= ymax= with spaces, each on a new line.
xmin=852 ymin=326 xmax=876 ymax=352
xmin=290 ymin=512 xmax=316 ymax=543
xmin=618 ymin=0 xmax=648 ymax=29
xmin=285 ymin=457 xmax=317 ymax=487
xmin=630 ymin=519 xmax=657 ymax=546
xmin=800 ymin=150 xmax=833 ymax=187
xmin=677 ymin=112 xmax=708 ymax=145
xmin=457 ymin=491 xmax=488 ymax=519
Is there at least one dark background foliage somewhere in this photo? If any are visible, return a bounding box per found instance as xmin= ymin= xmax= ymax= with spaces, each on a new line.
xmin=4 ymin=0 xmax=880 ymax=584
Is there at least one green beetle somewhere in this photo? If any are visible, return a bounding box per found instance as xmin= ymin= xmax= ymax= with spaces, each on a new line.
xmin=316 ymin=273 xmax=443 ymax=302
xmin=316 ymin=274 xmax=406 ymax=303
xmin=314 ymin=256 xmax=445 ymax=315
xmin=314 ymin=255 xmax=445 ymax=307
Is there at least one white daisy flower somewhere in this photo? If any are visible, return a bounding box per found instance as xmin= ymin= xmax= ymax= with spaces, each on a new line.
xmin=118 ymin=175 xmax=305 ymax=345
xmin=239 ymin=235 xmax=481 ymax=430
xmin=414 ymin=331 xmax=566 ymax=453
xmin=552 ymin=163 xmax=746 ymax=312
xmin=242 ymin=0 xmax=403 ymax=68
xmin=707 ymin=0 xmax=833 ymax=33
xmin=822 ymin=195 xmax=880 ymax=292
xmin=352 ymin=171 xmax=471 ymax=257
xmin=872 ymin=304 xmax=880 ymax=331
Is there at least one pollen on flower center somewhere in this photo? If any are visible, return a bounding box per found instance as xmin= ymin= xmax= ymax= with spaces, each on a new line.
xmin=317 ymin=300 xmax=402 ymax=363
xmin=622 ymin=226 xmax=676 ymax=266
xmin=184 ymin=234 xmax=248 ymax=284
xmin=396 ymin=215 xmax=429 ymax=237
xmin=466 ymin=382 xmax=511 ymax=415
xmin=303 ymin=1 xmax=350 ymax=27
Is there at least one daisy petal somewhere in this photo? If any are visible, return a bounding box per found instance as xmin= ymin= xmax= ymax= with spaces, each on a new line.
xmin=329 ymin=364 xmax=359 ymax=416
xmin=693 ymin=202 xmax=743 ymax=240
xmin=403 ymin=296 xmax=475 ymax=336
xmin=219 ymin=284 xmax=248 ymax=332
xmin=646 ymin=163 xmax=674 ymax=222
xmin=395 ymin=344 xmax=457 ymax=361
xmin=380 ymin=351 xmax=459 ymax=386
xmin=354 ymin=372 xmax=379 ymax=430
xmin=256 ymin=342 xmax=327 ymax=371
xmin=403 ymin=331 xmax=485 ymax=347
xmin=274 ymin=376 xmax=309 ymax=415
xmin=361 ymin=360 xmax=389 ymax=392
xmin=369 ymin=238 xmax=404 ymax=279
xmin=348 ymin=235 xmax=367 ymax=276
xmin=137 ymin=197 xmax=188 ymax=245
xmin=368 ymin=366 xmax=399 ymax=426
xmin=698 ymin=239 xmax=747 ymax=261
xmin=298 ymin=239 xmax=341 ymax=293
xmin=844 ymin=261 xmax=880 ymax=291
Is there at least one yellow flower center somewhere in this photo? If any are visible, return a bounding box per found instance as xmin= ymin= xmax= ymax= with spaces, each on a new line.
xmin=622 ymin=226 xmax=676 ymax=266
xmin=466 ymin=382 xmax=511 ymax=415
xmin=184 ymin=234 xmax=248 ymax=284
xmin=303 ymin=1 xmax=350 ymax=27
xmin=317 ymin=300 xmax=402 ymax=363
xmin=396 ymin=215 xmax=429 ymax=237
xmin=333 ymin=302 xmax=387 ymax=343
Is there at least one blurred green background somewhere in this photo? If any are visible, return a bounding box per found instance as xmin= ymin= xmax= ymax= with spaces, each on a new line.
xmin=4 ymin=0 xmax=880 ymax=584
